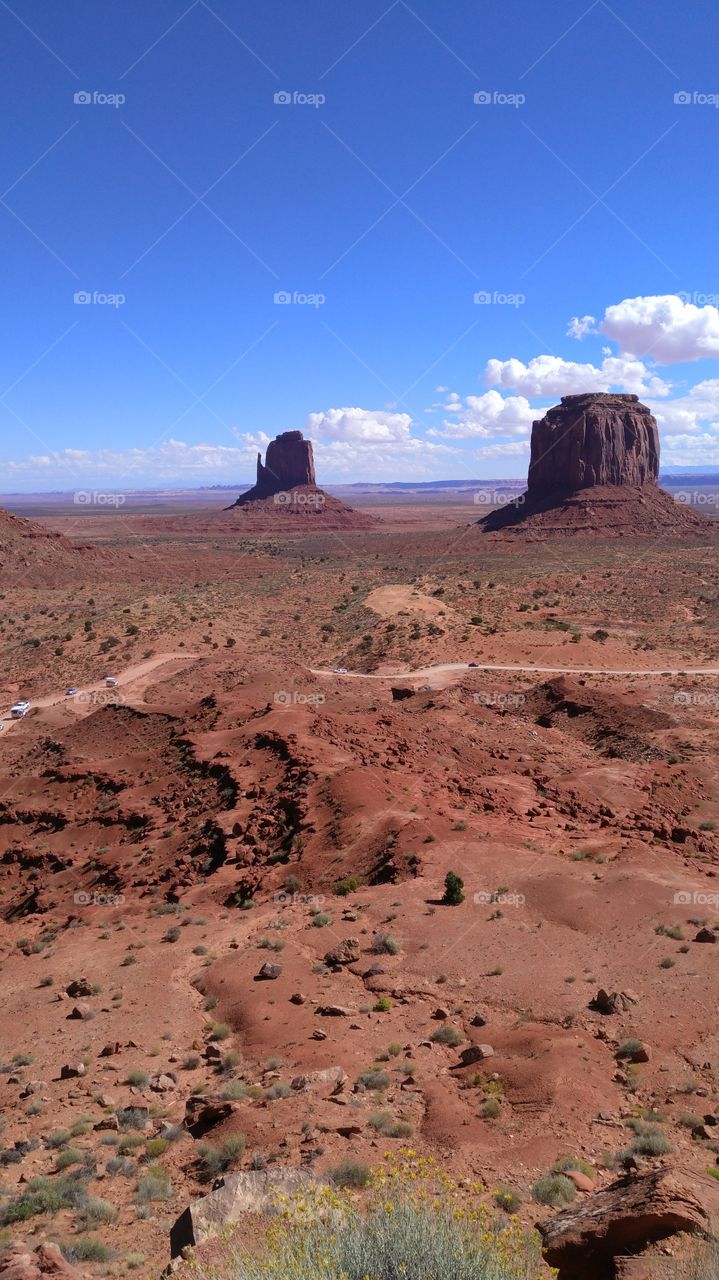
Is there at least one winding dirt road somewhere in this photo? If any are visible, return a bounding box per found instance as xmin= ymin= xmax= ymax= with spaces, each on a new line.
xmin=310 ymin=660 xmax=719 ymax=680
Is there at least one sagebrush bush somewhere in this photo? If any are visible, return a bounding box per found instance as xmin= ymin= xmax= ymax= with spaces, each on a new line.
xmin=329 ymin=1158 xmax=371 ymax=1189
xmin=532 ymin=1173 xmax=576 ymax=1207
xmin=200 ymin=1152 xmax=545 ymax=1280
xmin=197 ymin=1134 xmax=246 ymax=1182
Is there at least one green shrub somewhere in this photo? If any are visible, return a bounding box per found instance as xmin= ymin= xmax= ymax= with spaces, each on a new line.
xmin=329 ymin=1158 xmax=372 ymax=1189
xmin=196 ymin=1135 xmax=246 ymax=1182
xmin=0 ymin=1174 xmax=86 ymax=1225
xmin=368 ymin=1112 xmax=413 ymax=1139
xmin=495 ymin=1187 xmax=522 ymax=1213
xmin=373 ymin=933 xmax=400 ymax=955
xmin=430 ymin=1025 xmax=464 ymax=1047
xmin=357 ymin=1070 xmax=390 ymax=1091
xmin=60 ymin=1237 xmax=112 ymax=1263
xmin=335 ymin=875 xmax=363 ymax=896
xmin=532 ymin=1173 xmax=576 ymax=1207
xmin=442 ymin=871 xmax=465 ymax=905
xmin=479 ymin=1097 xmax=501 ymax=1119
xmin=204 ymin=1161 xmax=545 ymax=1279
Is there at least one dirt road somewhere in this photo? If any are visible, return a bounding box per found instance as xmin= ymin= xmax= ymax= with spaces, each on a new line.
xmin=1 ymin=652 xmax=199 ymax=733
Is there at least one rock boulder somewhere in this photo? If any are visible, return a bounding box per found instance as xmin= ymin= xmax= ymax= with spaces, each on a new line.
xmin=538 ymin=1167 xmax=719 ymax=1280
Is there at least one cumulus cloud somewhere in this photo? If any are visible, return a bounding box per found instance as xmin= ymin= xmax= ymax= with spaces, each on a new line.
xmin=485 ymin=353 xmax=670 ymax=398
xmin=305 ymin=407 xmax=414 ymax=444
xmin=567 ymin=314 xmax=596 ymax=340
xmin=430 ymin=390 xmax=539 ymax=439
xmin=601 ymin=294 xmax=719 ymax=363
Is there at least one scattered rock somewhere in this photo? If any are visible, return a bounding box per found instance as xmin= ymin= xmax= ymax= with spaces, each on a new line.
xmin=291 ymin=1067 xmax=348 ymax=1096
xmin=324 ymin=939 xmax=360 ymax=967
xmin=695 ymin=927 xmax=717 ymax=944
xmin=170 ymin=1169 xmax=320 ymax=1255
xmin=66 ymin=1003 xmax=92 ymax=1021
xmin=456 ymin=1044 xmax=495 ymax=1067
xmin=538 ymin=1167 xmax=719 ymax=1280
xmin=591 ymin=989 xmax=640 ymax=1015
xmin=65 ymin=979 xmax=94 ymax=999
xmin=98 ymin=1043 xmax=121 ymax=1057
xmin=184 ymin=1098 xmax=236 ymax=1138
xmin=256 ymin=962 xmax=282 ymax=980
xmin=59 ymin=1063 xmax=86 ymax=1079
xmin=0 ymin=1241 xmax=84 ymax=1280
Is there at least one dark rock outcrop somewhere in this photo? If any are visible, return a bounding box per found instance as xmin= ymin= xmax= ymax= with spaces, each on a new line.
xmin=538 ymin=1167 xmax=719 ymax=1280
xmin=527 ymin=393 xmax=659 ymax=496
xmin=230 ymin=431 xmax=316 ymax=506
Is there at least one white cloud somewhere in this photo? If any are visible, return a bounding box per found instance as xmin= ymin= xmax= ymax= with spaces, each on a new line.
xmin=485 ymin=353 xmax=670 ymax=398
xmin=474 ymin=440 xmax=530 ymax=459
xmin=601 ymin=294 xmax=719 ymax=363
xmin=431 ymin=390 xmax=539 ymax=439
xmin=567 ymin=314 xmax=596 ymax=340
xmin=305 ymin=406 xmax=414 ymax=444
xmin=648 ymin=378 xmax=719 ymax=436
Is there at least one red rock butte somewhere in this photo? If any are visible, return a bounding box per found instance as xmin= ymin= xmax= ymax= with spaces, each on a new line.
xmin=479 ymin=392 xmax=716 ymax=538
xmin=230 ymin=430 xmax=317 ymax=505
xmin=225 ymin=430 xmax=377 ymax=528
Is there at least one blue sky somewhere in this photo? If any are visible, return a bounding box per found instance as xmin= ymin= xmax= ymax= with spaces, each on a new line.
xmin=1 ymin=0 xmax=719 ymax=490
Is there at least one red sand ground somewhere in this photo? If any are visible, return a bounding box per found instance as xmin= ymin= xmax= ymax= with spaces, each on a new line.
xmin=1 ymin=495 xmax=719 ymax=1276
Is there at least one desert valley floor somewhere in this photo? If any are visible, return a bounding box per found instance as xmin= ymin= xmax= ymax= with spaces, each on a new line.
xmin=2 ymin=491 xmax=719 ymax=1277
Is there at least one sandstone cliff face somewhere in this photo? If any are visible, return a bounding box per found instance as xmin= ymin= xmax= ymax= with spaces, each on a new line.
xmin=234 ymin=431 xmax=316 ymax=505
xmin=527 ymin=393 xmax=659 ymax=496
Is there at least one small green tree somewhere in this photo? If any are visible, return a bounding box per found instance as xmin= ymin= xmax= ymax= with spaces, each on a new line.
xmin=442 ymin=872 xmax=465 ymax=905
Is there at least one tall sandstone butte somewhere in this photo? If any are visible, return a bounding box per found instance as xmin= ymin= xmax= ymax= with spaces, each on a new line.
xmin=527 ymin=393 xmax=660 ymax=496
xmin=232 ymin=430 xmax=316 ymax=505
xmin=479 ymin=391 xmax=714 ymax=537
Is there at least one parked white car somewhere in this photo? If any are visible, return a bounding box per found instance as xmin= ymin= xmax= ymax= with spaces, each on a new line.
xmin=11 ymin=701 xmax=30 ymax=718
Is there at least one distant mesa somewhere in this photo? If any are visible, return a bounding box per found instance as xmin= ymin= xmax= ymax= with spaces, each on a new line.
xmin=226 ymin=430 xmax=376 ymax=529
xmin=479 ymin=392 xmax=716 ymax=538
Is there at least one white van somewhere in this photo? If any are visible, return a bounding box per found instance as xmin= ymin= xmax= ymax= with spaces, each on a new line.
xmin=105 ymin=677 xmax=118 ymax=688
xmin=11 ymin=701 xmax=30 ymax=718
